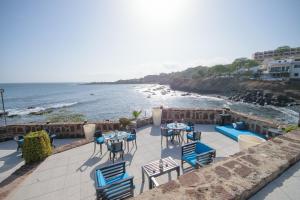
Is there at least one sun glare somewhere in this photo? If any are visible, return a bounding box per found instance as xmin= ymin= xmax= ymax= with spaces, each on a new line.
xmin=130 ymin=0 xmax=189 ymax=27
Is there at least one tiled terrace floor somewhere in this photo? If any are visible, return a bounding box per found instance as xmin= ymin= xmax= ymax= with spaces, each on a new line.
xmin=5 ymin=125 xmax=239 ymax=200
xmin=0 ymin=138 xmax=80 ymax=183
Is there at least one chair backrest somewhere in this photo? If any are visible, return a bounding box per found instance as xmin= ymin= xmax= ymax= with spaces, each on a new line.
xmin=131 ymin=129 xmax=136 ymax=135
xmin=111 ymin=141 xmax=123 ymax=152
xmin=197 ymin=151 xmax=215 ymax=165
xmin=94 ymin=130 xmax=103 ymax=138
xmin=187 ymin=121 xmax=194 ymax=127
xmin=193 ymin=131 xmax=201 ymax=140
xmin=160 ymin=127 xmax=168 ymax=136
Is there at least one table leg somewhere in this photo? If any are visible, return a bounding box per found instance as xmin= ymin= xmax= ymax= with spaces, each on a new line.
xmin=142 ymin=167 xmax=145 ymax=182
xmin=176 ymin=167 xmax=180 ymax=177
xmin=149 ymin=178 xmax=152 ymax=189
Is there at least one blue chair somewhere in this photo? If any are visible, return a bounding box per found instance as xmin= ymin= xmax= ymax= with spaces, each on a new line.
xmin=14 ymin=135 xmax=24 ymax=152
xmin=161 ymin=127 xmax=174 ymax=147
xmin=126 ymin=129 xmax=137 ymax=150
xmin=186 ymin=131 xmax=202 ymax=142
xmin=95 ymin=161 xmax=134 ymax=199
xmin=181 ymin=141 xmax=216 ymax=169
xmin=44 ymin=128 xmax=56 ymax=148
xmin=94 ymin=130 xmax=105 ymax=154
xmin=186 ymin=122 xmax=194 ymax=132
xmin=107 ymin=141 xmax=124 ymax=163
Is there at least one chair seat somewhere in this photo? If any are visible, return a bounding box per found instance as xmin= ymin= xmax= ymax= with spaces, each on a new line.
xmin=127 ymin=134 xmax=136 ymax=141
xmin=96 ymin=137 xmax=105 ymax=144
xmin=167 ymin=130 xmax=174 ymax=136
xmin=186 ymin=133 xmax=194 ymax=140
xmin=182 ymin=153 xmax=198 ymax=167
xmin=96 ymin=170 xmax=129 ymax=187
xmin=17 ymin=139 xmax=24 ymax=145
xmin=186 ymin=126 xmax=193 ymax=132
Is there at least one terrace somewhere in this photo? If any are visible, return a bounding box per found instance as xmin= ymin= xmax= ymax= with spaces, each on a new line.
xmin=0 ymin=108 xmax=300 ymax=200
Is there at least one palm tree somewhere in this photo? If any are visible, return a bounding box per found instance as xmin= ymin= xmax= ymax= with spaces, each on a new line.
xmin=132 ymin=110 xmax=142 ymax=120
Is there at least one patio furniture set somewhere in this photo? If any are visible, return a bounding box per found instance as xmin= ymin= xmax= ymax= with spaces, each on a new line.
xmin=94 ymin=129 xmax=137 ymax=163
xmin=94 ymin=122 xmax=216 ymax=199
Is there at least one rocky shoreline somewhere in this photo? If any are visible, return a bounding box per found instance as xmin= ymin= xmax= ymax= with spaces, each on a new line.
xmin=228 ymin=90 xmax=299 ymax=107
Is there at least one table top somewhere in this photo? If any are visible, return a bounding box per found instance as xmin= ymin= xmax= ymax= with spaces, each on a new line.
xmin=167 ymin=123 xmax=187 ymax=130
xmin=104 ymin=131 xmax=130 ymax=141
xmin=142 ymin=156 xmax=179 ymax=177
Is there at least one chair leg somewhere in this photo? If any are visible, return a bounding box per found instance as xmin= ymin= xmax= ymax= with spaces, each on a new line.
xmin=127 ymin=141 xmax=129 ymax=151
xmin=112 ymin=153 xmax=115 ymax=163
xmin=161 ymin=136 xmax=163 ymax=146
xmin=135 ymin=140 xmax=137 ymax=148
xmin=100 ymin=144 xmax=102 ymax=155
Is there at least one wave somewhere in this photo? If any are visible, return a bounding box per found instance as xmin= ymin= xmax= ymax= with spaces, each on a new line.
xmin=7 ymin=102 xmax=78 ymax=116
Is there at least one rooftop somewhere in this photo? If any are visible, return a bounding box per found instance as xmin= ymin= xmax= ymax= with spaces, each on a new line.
xmin=1 ymin=123 xmax=300 ymax=200
xmin=2 ymin=124 xmax=239 ymax=200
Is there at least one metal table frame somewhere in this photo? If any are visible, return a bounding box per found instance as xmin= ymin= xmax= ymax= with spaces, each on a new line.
xmin=141 ymin=156 xmax=180 ymax=189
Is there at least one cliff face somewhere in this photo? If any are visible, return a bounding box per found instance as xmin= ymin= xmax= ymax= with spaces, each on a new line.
xmin=169 ymin=77 xmax=300 ymax=99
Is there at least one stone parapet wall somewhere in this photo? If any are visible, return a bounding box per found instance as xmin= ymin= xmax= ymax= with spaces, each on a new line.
xmin=228 ymin=110 xmax=281 ymax=136
xmin=0 ymin=117 xmax=154 ymax=142
xmin=161 ymin=108 xmax=223 ymax=124
xmin=134 ymin=131 xmax=300 ymax=200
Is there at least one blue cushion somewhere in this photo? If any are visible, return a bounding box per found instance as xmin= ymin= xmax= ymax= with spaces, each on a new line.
xmin=235 ymin=121 xmax=246 ymax=130
xmin=195 ymin=143 xmax=213 ymax=154
xmin=215 ymin=125 xmax=266 ymax=141
xmin=106 ymin=173 xmax=129 ymax=185
xmin=186 ymin=126 xmax=193 ymax=132
xmin=127 ymin=134 xmax=136 ymax=141
xmin=186 ymin=133 xmax=193 ymax=140
xmin=96 ymin=170 xmax=107 ymax=187
xmin=96 ymin=137 xmax=104 ymax=144
xmin=182 ymin=152 xmax=197 ymax=167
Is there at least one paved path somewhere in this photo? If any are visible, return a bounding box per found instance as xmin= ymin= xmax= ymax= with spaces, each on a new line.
xmin=250 ymin=160 xmax=300 ymax=200
xmin=0 ymin=139 xmax=80 ymax=184
xmin=5 ymin=124 xmax=239 ymax=200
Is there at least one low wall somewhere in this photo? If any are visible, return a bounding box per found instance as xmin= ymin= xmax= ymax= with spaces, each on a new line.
xmin=134 ymin=131 xmax=300 ymax=200
xmin=228 ymin=110 xmax=280 ymax=136
xmin=161 ymin=108 xmax=223 ymax=124
xmin=0 ymin=117 xmax=153 ymax=142
xmin=161 ymin=108 xmax=281 ymax=136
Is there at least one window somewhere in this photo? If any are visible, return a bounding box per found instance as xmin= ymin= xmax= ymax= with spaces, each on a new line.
xmin=294 ymin=73 xmax=299 ymax=77
xmin=294 ymin=65 xmax=300 ymax=68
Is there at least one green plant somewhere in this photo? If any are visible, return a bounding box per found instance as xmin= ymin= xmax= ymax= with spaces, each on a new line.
xmin=119 ymin=118 xmax=132 ymax=130
xmin=22 ymin=130 xmax=52 ymax=164
xmin=283 ymin=124 xmax=299 ymax=133
xmin=132 ymin=110 xmax=142 ymax=120
xmin=46 ymin=111 xmax=86 ymax=123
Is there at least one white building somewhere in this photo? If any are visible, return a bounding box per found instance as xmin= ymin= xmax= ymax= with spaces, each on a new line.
xmin=266 ymin=58 xmax=300 ymax=79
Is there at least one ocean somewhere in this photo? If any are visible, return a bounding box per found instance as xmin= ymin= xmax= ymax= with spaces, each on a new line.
xmin=0 ymin=83 xmax=298 ymax=125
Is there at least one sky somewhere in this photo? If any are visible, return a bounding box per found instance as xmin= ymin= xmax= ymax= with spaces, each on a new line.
xmin=0 ymin=0 xmax=300 ymax=83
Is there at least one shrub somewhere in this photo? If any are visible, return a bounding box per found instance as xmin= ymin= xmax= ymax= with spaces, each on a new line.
xmin=22 ymin=130 xmax=52 ymax=164
xmin=119 ymin=118 xmax=132 ymax=130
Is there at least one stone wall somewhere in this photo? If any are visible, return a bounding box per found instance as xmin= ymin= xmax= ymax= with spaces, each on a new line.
xmin=161 ymin=108 xmax=281 ymax=136
xmin=228 ymin=110 xmax=281 ymax=136
xmin=134 ymin=131 xmax=300 ymax=200
xmin=0 ymin=117 xmax=153 ymax=142
xmin=161 ymin=108 xmax=223 ymax=124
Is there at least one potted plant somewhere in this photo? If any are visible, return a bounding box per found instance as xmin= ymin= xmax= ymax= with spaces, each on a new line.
xmin=119 ymin=117 xmax=132 ymax=131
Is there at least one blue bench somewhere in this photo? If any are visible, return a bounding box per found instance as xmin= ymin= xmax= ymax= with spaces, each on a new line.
xmin=181 ymin=141 xmax=216 ymax=168
xmin=215 ymin=125 xmax=266 ymax=141
xmin=95 ymin=162 xmax=134 ymax=200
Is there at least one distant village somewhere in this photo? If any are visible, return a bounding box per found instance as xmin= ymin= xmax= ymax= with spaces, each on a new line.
xmin=245 ymin=46 xmax=300 ymax=81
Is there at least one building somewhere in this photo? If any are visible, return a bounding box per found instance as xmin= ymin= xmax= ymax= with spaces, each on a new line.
xmin=266 ymin=58 xmax=300 ymax=79
xmin=252 ymin=47 xmax=300 ymax=61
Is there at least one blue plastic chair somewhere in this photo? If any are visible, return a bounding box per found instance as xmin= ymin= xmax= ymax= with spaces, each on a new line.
xmin=160 ymin=127 xmax=174 ymax=147
xmin=95 ymin=161 xmax=134 ymax=199
xmin=14 ymin=135 xmax=24 ymax=152
xmin=186 ymin=131 xmax=202 ymax=142
xmin=107 ymin=141 xmax=124 ymax=163
xmin=94 ymin=130 xmax=105 ymax=154
xmin=181 ymin=141 xmax=216 ymax=168
xmin=44 ymin=128 xmax=56 ymax=147
xmin=126 ymin=129 xmax=137 ymax=150
xmin=186 ymin=122 xmax=194 ymax=132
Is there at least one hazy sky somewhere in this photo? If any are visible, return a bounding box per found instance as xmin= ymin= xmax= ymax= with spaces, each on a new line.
xmin=1 ymin=0 xmax=300 ymax=83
